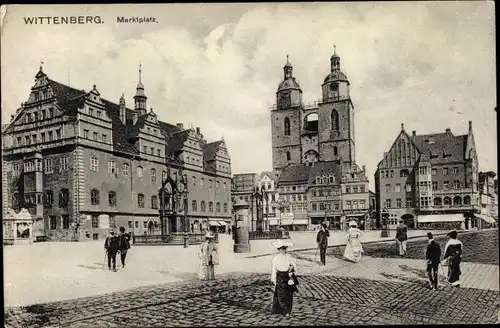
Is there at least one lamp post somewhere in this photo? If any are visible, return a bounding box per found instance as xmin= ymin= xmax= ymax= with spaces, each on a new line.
xmin=380 ymin=209 xmax=389 ymax=237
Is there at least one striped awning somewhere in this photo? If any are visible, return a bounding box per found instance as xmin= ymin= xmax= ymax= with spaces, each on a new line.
xmin=209 ymin=219 xmax=226 ymax=226
xmin=418 ymin=214 xmax=464 ymax=223
xmin=475 ymin=214 xmax=496 ymax=224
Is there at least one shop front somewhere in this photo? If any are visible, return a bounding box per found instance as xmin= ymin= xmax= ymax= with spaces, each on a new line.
xmin=416 ymin=214 xmax=466 ymax=230
xmin=3 ymin=208 xmax=34 ymax=245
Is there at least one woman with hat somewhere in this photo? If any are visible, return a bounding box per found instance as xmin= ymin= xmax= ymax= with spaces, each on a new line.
xmin=198 ymin=231 xmax=219 ymax=280
xmin=343 ymin=220 xmax=364 ymax=263
xmin=442 ymin=230 xmax=463 ymax=287
xmin=270 ymin=239 xmax=298 ymax=317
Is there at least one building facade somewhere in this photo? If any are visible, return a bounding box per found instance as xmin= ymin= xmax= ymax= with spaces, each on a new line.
xmin=267 ymin=49 xmax=370 ymax=230
xmin=2 ymin=65 xmax=232 ymax=242
xmin=375 ymin=123 xmax=481 ymax=230
xmin=478 ymin=171 xmax=498 ymax=227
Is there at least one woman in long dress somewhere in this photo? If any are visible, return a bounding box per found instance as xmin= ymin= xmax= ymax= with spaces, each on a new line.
xmin=270 ymin=239 xmax=298 ymax=317
xmin=343 ymin=220 xmax=364 ymax=263
xmin=198 ymin=232 xmax=219 ymax=280
xmin=442 ymin=230 xmax=463 ymax=287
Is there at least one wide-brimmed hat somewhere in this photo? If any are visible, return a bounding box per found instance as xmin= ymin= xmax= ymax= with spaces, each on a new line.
xmin=349 ymin=220 xmax=358 ymax=227
xmin=271 ymin=239 xmax=295 ymax=249
xmin=205 ymin=232 xmax=215 ymax=239
xmin=447 ymin=230 xmax=458 ymax=238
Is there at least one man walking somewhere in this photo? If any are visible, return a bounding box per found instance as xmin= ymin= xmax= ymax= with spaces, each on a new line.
xmin=104 ymin=230 xmax=119 ymax=272
xmin=118 ymin=227 xmax=131 ymax=268
xmin=426 ymin=232 xmax=441 ymax=290
xmin=395 ymin=219 xmax=408 ymax=256
xmin=316 ymin=223 xmax=330 ymax=265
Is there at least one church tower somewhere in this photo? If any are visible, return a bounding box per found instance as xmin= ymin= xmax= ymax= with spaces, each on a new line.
xmin=271 ymin=55 xmax=303 ymax=170
xmin=134 ymin=64 xmax=147 ymax=116
xmin=318 ymin=46 xmax=355 ymax=163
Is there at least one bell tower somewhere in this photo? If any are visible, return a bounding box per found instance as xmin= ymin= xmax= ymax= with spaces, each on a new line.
xmin=271 ymin=55 xmax=303 ymax=170
xmin=134 ymin=63 xmax=147 ymax=116
xmin=318 ymin=46 xmax=355 ymax=163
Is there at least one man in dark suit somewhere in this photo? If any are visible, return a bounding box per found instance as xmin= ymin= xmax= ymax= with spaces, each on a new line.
xmin=426 ymin=232 xmax=442 ymax=290
xmin=118 ymin=226 xmax=131 ymax=268
xmin=104 ymin=230 xmax=119 ymax=272
xmin=316 ymin=224 xmax=330 ymax=265
xmin=395 ymin=219 xmax=408 ymax=256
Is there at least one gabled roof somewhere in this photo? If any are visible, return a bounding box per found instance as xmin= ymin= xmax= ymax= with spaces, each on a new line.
xmin=101 ymin=99 xmax=139 ymax=154
xmin=203 ymin=141 xmax=224 ymax=162
xmin=413 ymin=133 xmax=468 ymax=164
xmin=48 ymin=79 xmax=87 ymax=115
xmin=260 ymin=170 xmax=279 ymax=182
xmin=278 ymin=164 xmax=311 ymax=184
xmin=308 ymin=161 xmax=342 ymax=185
xmin=166 ymin=130 xmax=190 ymax=156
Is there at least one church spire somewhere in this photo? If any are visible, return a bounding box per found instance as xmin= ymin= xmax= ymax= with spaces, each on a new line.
xmin=330 ymin=45 xmax=340 ymax=72
xmin=283 ymin=54 xmax=293 ymax=79
xmin=134 ymin=63 xmax=147 ymax=114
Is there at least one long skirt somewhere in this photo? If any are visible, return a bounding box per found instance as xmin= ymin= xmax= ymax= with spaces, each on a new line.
xmin=271 ymin=271 xmax=296 ymax=315
xmin=199 ymin=263 xmax=215 ymax=280
xmin=343 ymin=240 xmax=363 ymax=262
xmin=448 ymin=257 xmax=461 ymax=284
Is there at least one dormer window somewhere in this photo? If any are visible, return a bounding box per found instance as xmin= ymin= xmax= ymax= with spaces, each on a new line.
xmin=443 ymin=150 xmax=452 ymax=158
xmin=426 ymin=137 xmax=435 ymax=144
xmin=89 ymin=108 xmax=94 ymax=116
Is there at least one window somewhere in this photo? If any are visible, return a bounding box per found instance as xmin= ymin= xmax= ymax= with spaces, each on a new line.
xmin=32 ymin=134 xmax=37 ymax=144
xmin=157 ymin=149 xmax=161 ymax=157
xmin=90 ymin=156 xmax=99 ymax=171
xmin=443 ymin=181 xmax=449 ymax=190
xmin=108 ymin=160 xmax=116 ymax=174
xmin=432 ymin=181 xmax=438 ymax=191
xmin=443 ymin=167 xmax=448 ymax=175
xmin=91 ymin=189 xmax=100 ymax=205
xmin=59 ymin=188 xmax=69 ymax=207
xmin=216 ymin=202 xmax=221 ymax=213
xmin=102 ymin=134 xmax=107 ymax=143
xmin=91 ymin=215 xmax=99 ymax=228
xmin=137 ymin=194 xmax=145 ymax=208
xmin=284 ymin=117 xmax=291 ymax=136
xmin=209 ymin=201 xmax=213 ymax=212
xmin=345 ymin=201 xmax=352 ymax=210
xmin=345 ymin=187 xmax=351 ymax=194
xmin=223 ymin=182 xmax=227 ymax=191
xmin=420 ymin=197 xmax=429 ymax=207
xmin=62 ymin=215 xmax=70 ymax=229
xmin=406 ymin=198 xmax=412 ymax=207
xmin=122 ymin=164 xmax=129 ymax=176
xmin=385 ymin=199 xmax=392 ymax=208
xmin=192 ymin=200 xmax=197 ymax=211
xmin=60 ymin=156 xmax=68 ymax=170
xmin=201 ymin=201 xmax=206 ymax=212
xmin=224 ymin=203 xmax=228 ymax=213
xmin=96 ymin=110 xmax=102 ymax=118
xmin=83 ymin=129 xmax=89 ymax=139
xmin=331 ymin=109 xmax=339 ymax=130
xmin=353 ymin=186 xmax=358 ymax=193
xmin=312 ymin=203 xmax=317 ymax=211
xmin=419 ymin=167 xmax=427 ymax=175
xmin=150 ymin=169 xmax=156 ymax=183
xmin=453 ymin=167 xmax=459 ymax=174
xmin=44 ymin=190 xmax=53 ymax=208
xmin=396 ymin=198 xmax=402 ymax=208
xmin=93 ymin=132 xmax=98 ymax=141
xmin=192 ymin=176 xmax=196 ymax=187
xmin=384 ymin=184 xmax=391 ymax=193
xmin=89 ymin=108 xmax=94 ymax=116
xmin=44 ymin=158 xmax=53 ymax=173
xmin=286 ymin=151 xmax=291 ymax=161
xmin=360 ymin=200 xmax=366 ymax=209
xmin=405 ymin=184 xmax=412 ymax=192
xmin=128 ymin=221 xmax=133 ymax=228
xmin=48 ymin=131 xmax=53 ymax=141
xmin=216 ymin=181 xmax=220 ymax=189
xmin=431 ymin=168 xmax=437 ymax=176
xmin=208 ymin=179 xmax=212 ymax=189
xmin=395 ymin=183 xmax=401 ymax=193
xmin=50 ymin=216 xmax=57 ymax=230
xmin=162 ymin=170 xmax=167 ymax=182
xmin=109 ymin=191 xmax=117 ymax=206
xmin=137 ymin=166 xmax=143 ymax=178
xmin=151 ymin=196 xmax=158 ymax=209
xmin=453 ymin=180 xmax=460 ymax=189
xmin=135 ymin=221 xmax=139 ymax=228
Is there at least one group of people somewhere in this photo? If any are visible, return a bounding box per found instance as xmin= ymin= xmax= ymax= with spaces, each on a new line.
xmin=104 ymin=226 xmax=131 ymax=272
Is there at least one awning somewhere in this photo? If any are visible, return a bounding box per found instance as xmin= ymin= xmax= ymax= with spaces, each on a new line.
xmin=417 ymin=214 xmax=465 ymax=223
xmin=475 ymin=214 xmax=496 ymax=224
xmin=208 ymin=220 xmax=226 ymax=226
xmin=269 ymin=219 xmax=279 ymax=226
xmin=293 ymin=219 xmax=308 ymax=225
xmin=281 ymin=219 xmax=293 ymax=225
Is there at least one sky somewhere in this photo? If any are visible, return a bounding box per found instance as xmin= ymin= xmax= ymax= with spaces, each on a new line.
xmin=1 ymin=3 xmax=496 ymax=190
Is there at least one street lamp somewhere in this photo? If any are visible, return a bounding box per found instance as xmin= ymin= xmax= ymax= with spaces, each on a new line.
xmin=380 ymin=209 xmax=389 ymax=237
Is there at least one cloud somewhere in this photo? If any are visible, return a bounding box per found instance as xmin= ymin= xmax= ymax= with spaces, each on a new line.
xmin=1 ymin=3 xmax=496 ymax=190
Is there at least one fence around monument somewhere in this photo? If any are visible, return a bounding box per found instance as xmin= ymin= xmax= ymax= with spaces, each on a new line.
xmin=132 ymin=232 xmax=219 ymax=245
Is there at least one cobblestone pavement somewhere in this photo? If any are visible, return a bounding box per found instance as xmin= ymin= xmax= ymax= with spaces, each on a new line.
xmin=325 ymin=229 xmax=499 ymax=265
xmin=5 ymin=272 xmax=499 ymax=327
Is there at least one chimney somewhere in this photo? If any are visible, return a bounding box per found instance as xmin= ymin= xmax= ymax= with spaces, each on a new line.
xmin=445 ymin=128 xmax=451 ymax=134
xmin=412 ymin=131 xmax=416 ymax=137
xmin=401 ymin=123 xmax=404 ymax=130
xmin=469 ymin=120 xmax=472 ymax=128
xmin=362 ymin=165 xmax=366 ymax=174
xmin=176 ymin=123 xmax=184 ymax=130
xmin=196 ymin=127 xmax=200 ymax=135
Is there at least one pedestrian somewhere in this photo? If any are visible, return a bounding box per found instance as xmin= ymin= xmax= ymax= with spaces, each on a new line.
xmin=316 ymin=223 xmax=330 ymax=265
xmin=228 ymin=227 xmax=232 ymax=235
xmin=118 ymin=226 xmax=131 ymax=268
xmin=425 ymin=232 xmax=441 ymax=290
xmin=343 ymin=220 xmax=364 ymax=262
xmin=198 ymin=231 xmax=219 ymax=280
xmin=104 ymin=230 xmax=119 ymax=272
xmin=442 ymin=230 xmax=463 ymax=287
xmin=270 ymin=239 xmax=298 ymax=317
xmin=395 ymin=218 xmax=408 ymax=256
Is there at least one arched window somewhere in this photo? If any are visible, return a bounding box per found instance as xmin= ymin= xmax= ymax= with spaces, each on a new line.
xmin=433 ymin=197 xmax=442 ymax=206
xmin=192 ymin=176 xmax=196 ymax=187
xmin=108 ymin=191 xmax=117 ymax=206
xmin=192 ymin=200 xmax=197 ymax=211
xmin=331 ymin=109 xmax=339 ymax=131
xmin=284 ymin=117 xmax=291 ymax=136
xmin=200 ymin=178 xmax=204 ymax=187
xmin=137 ymin=193 xmax=145 ymax=208
xmin=443 ymin=197 xmax=451 ymax=206
xmin=150 ymin=168 xmax=156 ymax=183
xmin=201 ymin=201 xmax=206 ymax=212
xmin=209 ymin=201 xmax=214 ymax=212
xmin=223 ymin=182 xmax=227 ymax=191
xmin=286 ymin=151 xmax=291 ymax=161
xmin=453 ymin=196 xmax=462 ymax=206
xmin=13 ymin=192 xmax=21 ymax=208
xmin=333 ymin=146 xmax=338 ymax=156
xmin=91 ymin=189 xmax=100 ymax=205
xmin=224 ymin=203 xmax=228 ymax=213
xmin=162 ymin=170 xmax=167 ymax=182
xmin=463 ymin=195 xmax=471 ymax=205
xmin=216 ymin=202 xmax=221 ymax=213
xmin=400 ymin=169 xmax=409 ymax=177
xmin=151 ymin=195 xmax=158 ymax=209
xmin=137 ymin=166 xmax=143 ymax=178
xmin=43 ymin=191 xmax=52 ymax=208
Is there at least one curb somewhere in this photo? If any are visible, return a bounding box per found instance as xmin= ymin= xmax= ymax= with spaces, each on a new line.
xmin=244 ymin=229 xmax=493 ymax=259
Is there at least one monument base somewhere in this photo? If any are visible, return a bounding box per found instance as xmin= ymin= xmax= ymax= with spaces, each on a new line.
xmin=233 ymin=243 xmax=251 ymax=253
